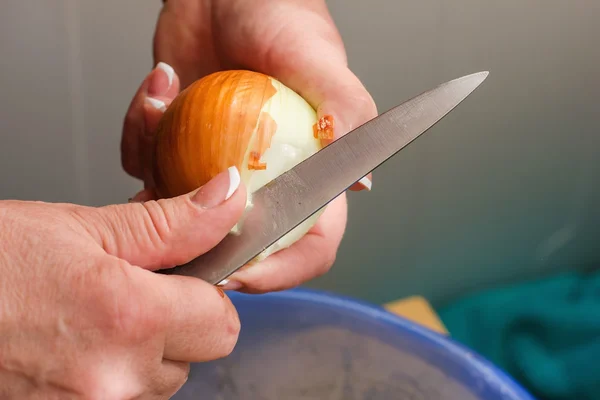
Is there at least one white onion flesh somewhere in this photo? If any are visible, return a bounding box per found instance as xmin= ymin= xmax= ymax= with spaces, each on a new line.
xmin=232 ymin=78 xmax=326 ymax=261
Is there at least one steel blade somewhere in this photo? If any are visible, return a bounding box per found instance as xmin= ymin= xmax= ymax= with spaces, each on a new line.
xmin=161 ymin=71 xmax=489 ymax=283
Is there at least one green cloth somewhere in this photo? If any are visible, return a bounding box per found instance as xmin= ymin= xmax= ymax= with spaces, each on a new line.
xmin=438 ymin=271 xmax=600 ymax=400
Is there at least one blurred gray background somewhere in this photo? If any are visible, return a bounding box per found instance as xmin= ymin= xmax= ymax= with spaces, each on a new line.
xmin=1 ymin=1 xmax=598 ymax=306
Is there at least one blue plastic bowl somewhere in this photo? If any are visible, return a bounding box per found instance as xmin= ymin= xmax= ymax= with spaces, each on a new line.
xmin=172 ymin=288 xmax=534 ymax=399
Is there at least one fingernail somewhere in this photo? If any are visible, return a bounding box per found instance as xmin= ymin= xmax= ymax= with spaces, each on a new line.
xmin=217 ymin=278 xmax=243 ymax=291
xmin=226 ymin=166 xmax=241 ymax=200
xmin=358 ymin=176 xmax=372 ymax=191
xmin=146 ymin=97 xmax=166 ymax=112
xmin=148 ymin=62 xmax=174 ymax=96
xmin=192 ymin=166 xmax=241 ymax=208
xmin=156 ymin=62 xmax=175 ymax=88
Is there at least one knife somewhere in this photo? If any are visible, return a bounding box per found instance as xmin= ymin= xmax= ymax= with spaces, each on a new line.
xmin=160 ymin=71 xmax=489 ymax=284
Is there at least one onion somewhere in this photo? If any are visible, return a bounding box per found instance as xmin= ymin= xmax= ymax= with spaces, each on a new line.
xmin=153 ymin=70 xmax=334 ymax=261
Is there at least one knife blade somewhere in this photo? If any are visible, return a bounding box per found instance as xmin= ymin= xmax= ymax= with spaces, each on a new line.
xmin=160 ymin=71 xmax=489 ymax=284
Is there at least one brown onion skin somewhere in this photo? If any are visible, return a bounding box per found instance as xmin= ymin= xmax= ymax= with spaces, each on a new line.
xmin=153 ymin=70 xmax=278 ymax=198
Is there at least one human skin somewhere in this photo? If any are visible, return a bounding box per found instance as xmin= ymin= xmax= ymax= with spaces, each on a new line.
xmin=121 ymin=0 xmax=378 ymax=293
xmin=0 ymin=165 xmax=247 ymax=398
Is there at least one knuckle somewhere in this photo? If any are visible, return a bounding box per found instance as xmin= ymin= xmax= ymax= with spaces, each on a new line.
xmin=140 ymin=199 xmax=178 ymax=248
xmin=218 ymin=326 xmax=241 ymax=358
xmin=351 ymin=91 xmax=378 ymax=121
xmin=212 ymin=299 xmax=241 ymax=358
xmin=226 ymin=307 xmax=242 ymax=338
xmin=80 ymin=369 xmax=139 ymax=400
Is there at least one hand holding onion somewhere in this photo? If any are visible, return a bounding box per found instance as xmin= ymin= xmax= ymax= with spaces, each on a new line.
xmin=121 ymin=0 xmax=378 ymax=292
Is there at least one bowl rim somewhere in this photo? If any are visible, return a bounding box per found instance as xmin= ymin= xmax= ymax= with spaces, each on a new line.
xmin=229 ymin=287 xmax=536 ymax=400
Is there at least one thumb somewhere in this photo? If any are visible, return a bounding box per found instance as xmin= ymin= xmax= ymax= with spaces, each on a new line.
xmin=81 ymin=167 xmax=245 ymax=270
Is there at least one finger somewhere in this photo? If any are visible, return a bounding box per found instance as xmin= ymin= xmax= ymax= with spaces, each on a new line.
xmin=314 ymin=71 xmax=376 ymax=192
xmin=153 ymin=1 xmax=224 ymax=88
xmin=139 ymin=95 xmax=176 ymax=189
xmin=144 ymin=95 xmax=174 ymax=134
xmin=220 ymin=194 xmax=348 ymax=293
xmin=121 ymin=62 xmax=180 ymax=181
xmin=134 ymin=266 xmax=241 ymax=362
xmin=150 ymin=360 xmax=190 ymax=399
xmin=77 ymin=166 xmax=246 ymax=270
xmin=277 ymin=62 xmax=377 ymax=192
xmin=129 ymin=188 xmax=158 ymax=203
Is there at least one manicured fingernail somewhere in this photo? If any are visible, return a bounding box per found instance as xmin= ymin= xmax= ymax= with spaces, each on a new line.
xmin=146 ymin=97 xmax=166 ymax=112
xmin=226 ymin=166 xmax=241 ymax=200
xmin=217 ymin=278 xmax=243 ymax=291
xmin=358 ymin=176 xmax=372 ymax=191
xmin=192 ymin=166 xmax=241 ymax=208
xmin=148 ymin=62 xmax=175 ymax=96
xmin=156 ymin=62 xmax=175 ymax=88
